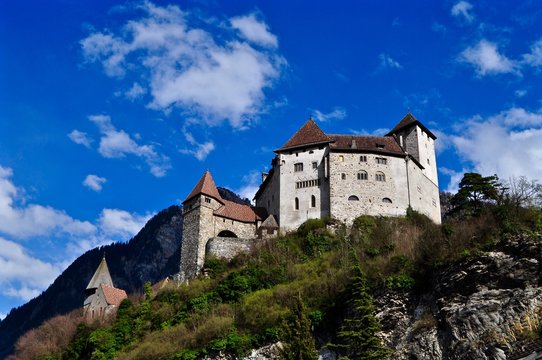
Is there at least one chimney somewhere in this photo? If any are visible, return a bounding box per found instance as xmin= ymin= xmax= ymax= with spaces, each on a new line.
xmin=351 ymin=139 xmax=357 ymax=148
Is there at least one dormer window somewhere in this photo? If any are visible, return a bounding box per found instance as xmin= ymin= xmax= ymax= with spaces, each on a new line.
xmin=376 ymin=143 xmax=385 ymax=149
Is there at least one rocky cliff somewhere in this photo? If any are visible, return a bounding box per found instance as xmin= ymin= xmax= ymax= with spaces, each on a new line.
xmin=376 ymin=233 xmax=542 ymax=360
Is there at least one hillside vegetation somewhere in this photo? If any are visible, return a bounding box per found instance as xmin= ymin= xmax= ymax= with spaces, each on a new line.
xmin=9 ymin=174 xmax=542 ymax=360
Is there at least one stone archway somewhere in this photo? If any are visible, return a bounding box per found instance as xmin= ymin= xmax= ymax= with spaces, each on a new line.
xmin=217 ymin=230 xmax=238 ymax=238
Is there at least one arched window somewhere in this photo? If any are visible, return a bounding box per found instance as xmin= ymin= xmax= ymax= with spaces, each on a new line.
xmin=375 ymin=172 xmax=386 ymax=182
xmin=339 ymin=155 xmax=344 ymax=162
xmin=311 ymin=195 xmax=316 ymax=208
xmin=294 ymin=197 xmax=299 ymax=210
xmin=348 ymin=195 xmax=359 ymax=201
xmin=357 ymin=171 xmax=368 ymax=180
xmin=382 ymin=198 xmax=392 ymax=204
xmin=217 ymin=230 xmax=238 ymax=238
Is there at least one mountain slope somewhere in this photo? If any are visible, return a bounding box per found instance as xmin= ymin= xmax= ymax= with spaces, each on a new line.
xmin=0 ymin=205 xmax=183 ymax=359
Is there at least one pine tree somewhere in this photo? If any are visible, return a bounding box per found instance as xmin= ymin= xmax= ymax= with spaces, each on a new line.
xmin=281 ymin=293 xmax=318 ymax=360
xmin=333 ymin=265 xmax=391 ymax=360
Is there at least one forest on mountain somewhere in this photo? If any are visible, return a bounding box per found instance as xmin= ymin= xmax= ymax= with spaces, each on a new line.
xmin=5 ymin=173 xmax=542 ymax=359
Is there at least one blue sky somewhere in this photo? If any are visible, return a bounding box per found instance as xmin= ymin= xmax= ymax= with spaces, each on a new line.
xmin=1 ymin=0 xmax=541 ymax=319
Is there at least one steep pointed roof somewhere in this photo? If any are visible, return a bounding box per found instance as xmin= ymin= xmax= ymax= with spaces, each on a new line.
xmin=86 ymin=256 xmax=114 ymax=290
xmin=276 ymin=119 xmax=332 ymax=152
xmin=386 ymin=113 xmax=436 ymax=139
xmin=183 ymin=170 xmax=223 ymax=204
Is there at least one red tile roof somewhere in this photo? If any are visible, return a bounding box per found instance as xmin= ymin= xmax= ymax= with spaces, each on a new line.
xmin=328 ymin=134 xmax=405 ymax=155
xmin=100 ymin=284 xmax=127 ymax=306
xmin=214 ymin=199 xmax=267 ymax=223
xmin=183 ymin=170 xmax=224 ymax=204
xmin=387 ymin=113 xmax=436 ymax=139
xmin=276 ymin=119 xmax=332 ymax=151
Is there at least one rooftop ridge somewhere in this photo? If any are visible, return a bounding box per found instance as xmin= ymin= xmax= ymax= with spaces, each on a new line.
xmin=276 ymin=119 xmax=332 ymax=151
xmin=183 ymin=170 xmax=223 ymax=204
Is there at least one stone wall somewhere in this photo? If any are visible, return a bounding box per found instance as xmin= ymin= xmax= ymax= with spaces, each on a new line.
xmin=206 ymin=237 xmax=256 ymax=260
xmin=329 ymin=151 xmax=408 ymax=225
xmin=256 ymin=163 xmax=280 ymax=222
xmin=212 ymin=216 xmax=257 ymax=239
xmin=277 ymin=146 xmax=330 ymax=231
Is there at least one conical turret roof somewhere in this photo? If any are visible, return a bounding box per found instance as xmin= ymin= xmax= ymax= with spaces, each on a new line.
xmin=86 ymin=256 xmax=114 ymax=290
xmin=276 ymin=119 xmax=332 ymax=151
xmin=183 ymin=170 xmax=223 ymax=204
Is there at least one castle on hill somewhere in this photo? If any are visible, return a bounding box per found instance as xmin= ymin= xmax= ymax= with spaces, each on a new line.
xmin=179 ymin=114 xmax=441 ymax=280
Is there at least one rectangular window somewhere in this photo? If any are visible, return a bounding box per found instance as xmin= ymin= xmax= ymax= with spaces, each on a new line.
xmin=294 ymin=163 xmax=303 ymax=172
xmin=312 ymin=161 xmax=317 ymax=169
xmin=360 ymin=155 xmax=367 ymax=162
xmin=339 ymin=155 xmax=344 ymax=162
xmin=295 ymin=179 xmax=320 ymax=189
xmin=357 ymin=172 xmax=368 ymax=180
xmin=341 ymin=173 xmax=346 ymax=180
xmin=205 ymin=197 xmax=211 ymax=203
xmin=376 ymin=157 xmax=387 ymax=165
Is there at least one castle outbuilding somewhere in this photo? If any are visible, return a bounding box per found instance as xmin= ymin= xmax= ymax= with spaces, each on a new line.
xmin=254 ymin=113 xmax=441 ymax=230
xmin=179 ymin=171 xmax=277 ymax=280
xmin=83 ymin=256 xmax=127 ymax=321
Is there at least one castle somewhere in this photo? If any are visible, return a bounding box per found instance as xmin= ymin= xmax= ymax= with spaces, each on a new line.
xmin=179 ymin=113 xmax=441 ymax=280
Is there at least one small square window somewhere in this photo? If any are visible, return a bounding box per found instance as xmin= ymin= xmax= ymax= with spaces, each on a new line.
xmin=205 ymin=197 xmax=211 ymax=203
xmin=360 ymin=155 xmax=367 ymax=162
xmin=312 ymin=161 xmax=317 ymax=169
xmin=294 ymin=163 xmax=303 ymax=172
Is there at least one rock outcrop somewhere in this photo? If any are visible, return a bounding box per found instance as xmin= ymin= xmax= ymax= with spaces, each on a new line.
xmin=376 ymin=233 xmax=542 ymax=359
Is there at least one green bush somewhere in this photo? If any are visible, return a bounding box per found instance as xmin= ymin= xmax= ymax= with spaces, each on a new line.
xmin=298 ymin=218 xmax=328 ymax=237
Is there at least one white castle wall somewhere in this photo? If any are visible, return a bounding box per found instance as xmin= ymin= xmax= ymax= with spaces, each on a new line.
xmin=277 ymin=146 xmax=330 ymax=231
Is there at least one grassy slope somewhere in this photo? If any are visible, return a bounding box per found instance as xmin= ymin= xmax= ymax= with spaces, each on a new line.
xmin=11 ymin=205 xmax=542 ymax=360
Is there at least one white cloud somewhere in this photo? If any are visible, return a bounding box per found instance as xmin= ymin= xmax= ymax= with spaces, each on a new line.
xmin=180 ymin=129 xmax=215 ymax=160
xmin=81 ymin=2 xmax=285 ymax=129
xmin=439 ymin=167 xmax=468 ymax=193
xmin=0 ymin=166 xmax=96 ymax=239
xmin=83 ymin=174 xmax=107 ymax=192
xmin=350 ymin=128 xmax=389 ymax=136
xmin=235 ymin=171 xmax=261 ymax=203
xmin=451 ymin=1 xmax=474 ymax=23
xmin=460 ymin=40 xmax=517 ymax=76
xmin=449 ymin=107 xmax=542 ymax=183
xmin=515 ymin=89 xmax=527 ymax=98
xmin=125 ymin=82 xmax=147 ymax=100
xmin=98 ymin=208 xmax=151 ymax=238
xmin=0 ymin=312 xmax=6 ymax=320
xmin=0 ymin=237 xmax=61 ymax=301
xmin=231 ymin=13 xmax=278 ymax=48
xmin=68 ymin=130 xmax=93 ymax=148
xmin=377 ymin=53 xmax=403 ymax=70
xmin=88 ymin=114 xmax=171 ymax=177
xmin=522 ymin=38 xmax=542 ymax=68
xmin=313 ymin=107 xmax=347 ymax=122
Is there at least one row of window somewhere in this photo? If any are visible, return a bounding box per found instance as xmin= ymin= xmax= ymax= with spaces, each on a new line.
xmin=293 ymin=195 xmax=392 ymax=209
xmin=293 ymin=156 xmax=388 ymax=172
xmin=338 ymin=155 xmax=387 ymax=165
xmin=295 ymin=179 xmax=321 ymax=189
xmin=294 ymin=195 xmax=317 ymax=210
xmin=347 ymin=196 xmax=392 ymax=203
xmin=341 ymin=171 xmax=386 ymax=182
